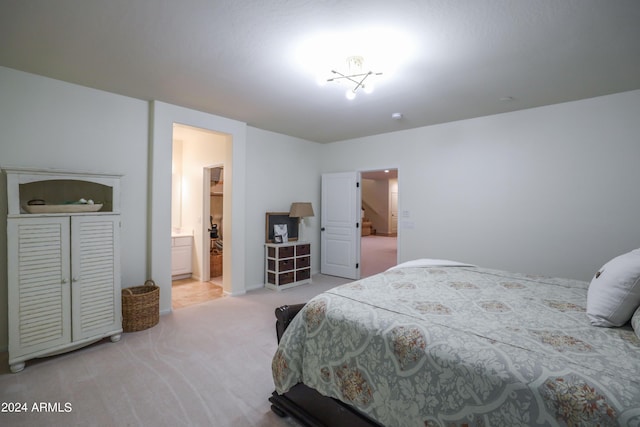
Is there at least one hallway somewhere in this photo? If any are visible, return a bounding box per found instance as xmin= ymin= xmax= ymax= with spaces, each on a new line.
xmin=360 ymin=235 xmax=397 ymax=277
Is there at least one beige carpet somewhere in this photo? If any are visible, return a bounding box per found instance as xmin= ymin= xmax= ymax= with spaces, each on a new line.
xmin=360 ymin=235 xmax=397 ymax=278
xmin=0 ymin=274 xmax=351 ymax=427
xmin=169 ymin=235 xmax=395 ymax=311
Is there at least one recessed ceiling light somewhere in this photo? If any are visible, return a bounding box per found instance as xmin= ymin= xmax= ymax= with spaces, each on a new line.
xmin=391 ymin=112 xmax=403 ymax=120
xmin=499 ymin=96 xmax=514 ymax=102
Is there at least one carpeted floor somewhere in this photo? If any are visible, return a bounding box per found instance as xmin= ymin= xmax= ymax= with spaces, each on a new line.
xmin=360 ymin=235 xmax=397 ymax=277
xmin=0 ymin=274 xmax=351 ymax=427
xmin=0 ymin=241 xmax=396 ymax=426
xmin=170 ymin=235 xmax=397 ymax=310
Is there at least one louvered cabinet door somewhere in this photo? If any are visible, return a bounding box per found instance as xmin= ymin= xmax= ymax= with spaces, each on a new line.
xmin=70 ymin=215 xmax=121 ymax=341
xmin=7 ymin=217 xmax=72 ymax=361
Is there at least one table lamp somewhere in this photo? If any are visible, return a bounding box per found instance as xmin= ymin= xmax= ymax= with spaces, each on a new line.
xmin=289 ymin=202 xmax=314 ymax=241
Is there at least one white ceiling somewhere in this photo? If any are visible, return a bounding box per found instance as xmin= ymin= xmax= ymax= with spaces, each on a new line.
xmin=2 ymin=0 xmax=639 ymax=143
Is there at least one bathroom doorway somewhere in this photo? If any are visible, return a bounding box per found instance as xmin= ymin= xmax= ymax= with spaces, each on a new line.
xmin=170 ymin=124 xmax=227 ymax=309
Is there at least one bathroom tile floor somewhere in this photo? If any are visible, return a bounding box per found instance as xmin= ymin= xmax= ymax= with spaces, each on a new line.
xmin=171 ymin=277 xmax=225 ymax=309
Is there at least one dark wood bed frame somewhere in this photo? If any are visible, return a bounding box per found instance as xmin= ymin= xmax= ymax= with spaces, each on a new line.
xmin=269 ymin=304 xmax=383 ymax=427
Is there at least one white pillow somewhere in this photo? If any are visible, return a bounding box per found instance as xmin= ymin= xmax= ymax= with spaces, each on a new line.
xmin=587 ymin=249 xmax=640 ymax=327
xmin=631 ymin=306 xmax=640 ymax=339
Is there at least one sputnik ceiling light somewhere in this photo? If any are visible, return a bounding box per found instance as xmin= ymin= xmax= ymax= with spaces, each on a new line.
xmin=294 ymin=27 xmax=415 ymax=100
xmin=327 ymin=55 xmax=382 ymax=100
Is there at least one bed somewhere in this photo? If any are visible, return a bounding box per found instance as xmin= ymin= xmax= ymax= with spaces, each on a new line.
xmin=270 ymin=256 xmax=640 ymax=427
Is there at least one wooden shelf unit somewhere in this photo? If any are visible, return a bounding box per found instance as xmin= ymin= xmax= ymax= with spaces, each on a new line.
xmin=265 ymin=241 xmax=311 ymax=290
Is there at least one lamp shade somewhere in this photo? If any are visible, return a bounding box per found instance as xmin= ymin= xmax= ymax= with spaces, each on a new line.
xmin=289 ymin=202 xmax=314 ymax=218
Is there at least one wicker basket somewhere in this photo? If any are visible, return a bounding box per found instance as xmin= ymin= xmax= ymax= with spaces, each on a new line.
xmin=121 ymin=280 xmax=160 ymax=332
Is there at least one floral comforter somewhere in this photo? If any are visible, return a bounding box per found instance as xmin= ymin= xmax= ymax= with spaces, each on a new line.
xmin=272 ymin=266 xmax=640 ymax=426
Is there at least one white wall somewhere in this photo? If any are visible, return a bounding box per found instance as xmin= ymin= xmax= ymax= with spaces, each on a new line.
xmin=321 ymin=90 xmax=640 ymax=281
xmin=362 ymin=178 xmax=390 ymax=234
xmin=171 ymin=139 xmax=184 ymax=230
xmin=0 ymin=67 xmax=150 ymax=350
xmin=244 ymin=127 xmax=323 ymax=289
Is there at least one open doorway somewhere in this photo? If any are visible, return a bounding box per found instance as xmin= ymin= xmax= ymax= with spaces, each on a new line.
xmin=206 ymin=165 xmax=224 ymax=286
xmin=170 ymin=124 xmax=227 ymax=309
xmin=360 ymin=169 xmax=398 ymax=277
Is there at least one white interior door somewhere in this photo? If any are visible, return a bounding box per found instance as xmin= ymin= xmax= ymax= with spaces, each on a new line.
xmin=71 ymin=215 xmax=121 ymax=340
xmin=390 ymin=190 xmax=398 ymax=234
xmin=8 ymin=217 xmax=71 ymax=358
xmin=321 ymin=172 xmax=361 ymax=280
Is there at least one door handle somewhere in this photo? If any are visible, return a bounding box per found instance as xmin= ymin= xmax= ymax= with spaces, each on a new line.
xmin=321 ymin=227 xmax=325 ymax=231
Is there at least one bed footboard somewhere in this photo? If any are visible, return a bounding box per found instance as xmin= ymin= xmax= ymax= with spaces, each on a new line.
xmin=271 ymin=303 xmax=382 ymax=427
xmin=275 ymin=303 xmax=305 ymax=343
xmin=269 ymin=384 xmax=381 ymax=427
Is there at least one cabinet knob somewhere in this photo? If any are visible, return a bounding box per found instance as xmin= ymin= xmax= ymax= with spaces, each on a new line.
xmin=61 ymin=278 xmax=67 ymax=284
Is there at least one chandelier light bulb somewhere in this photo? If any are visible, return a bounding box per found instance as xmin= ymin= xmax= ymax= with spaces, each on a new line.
xmin=363 ymin=83 xmax=374 ymax=94
xmin=345 ymin=89 xmax=356 ymax=100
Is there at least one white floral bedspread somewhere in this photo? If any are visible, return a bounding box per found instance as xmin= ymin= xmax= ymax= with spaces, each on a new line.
xmin=272 ymin=266 xmax=640 ymax=426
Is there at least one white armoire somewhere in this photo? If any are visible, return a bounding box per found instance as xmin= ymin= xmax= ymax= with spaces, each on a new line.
xmin=4 ymin=167 xmax=123 ymax=373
